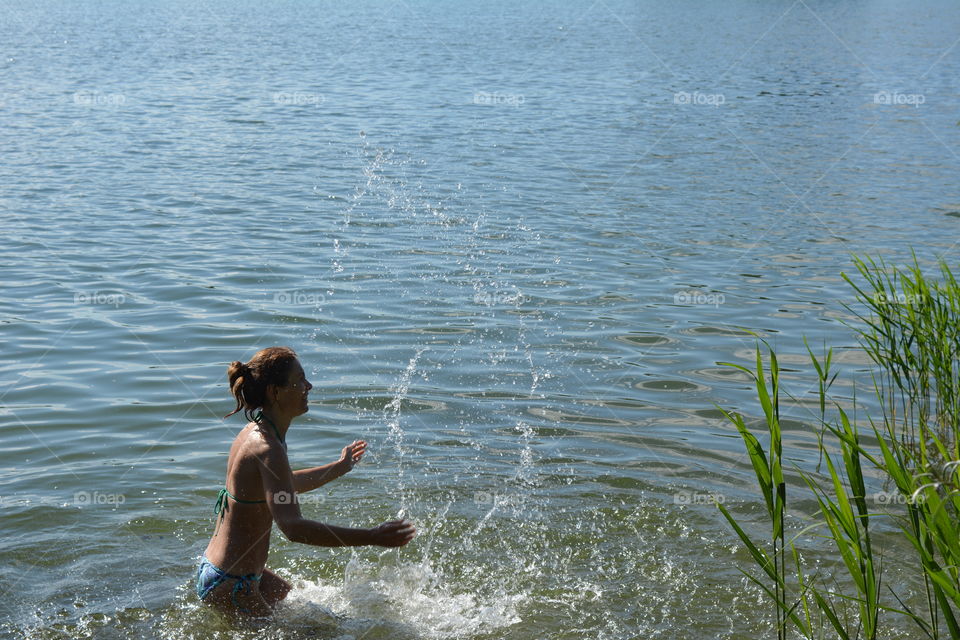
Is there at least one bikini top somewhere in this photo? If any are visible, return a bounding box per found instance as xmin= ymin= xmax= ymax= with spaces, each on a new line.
xmin=212 ymin=410 xmax=286 ymax=527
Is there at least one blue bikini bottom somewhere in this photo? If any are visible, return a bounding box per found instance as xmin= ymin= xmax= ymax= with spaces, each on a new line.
xmin=195 ymin=555 xmax=262 ymax=613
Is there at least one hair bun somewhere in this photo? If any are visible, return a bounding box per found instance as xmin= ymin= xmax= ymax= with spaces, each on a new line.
xmin=225 ymin=347 xmax=298 ymax=421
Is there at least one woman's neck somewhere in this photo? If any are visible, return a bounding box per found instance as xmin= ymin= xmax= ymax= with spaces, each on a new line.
xmin=257 ymin=408 xmax=290 ymax=441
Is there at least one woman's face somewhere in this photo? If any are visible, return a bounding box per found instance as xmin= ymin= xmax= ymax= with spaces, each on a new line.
xmin=271 ymin=359 xmax=313 ymax=416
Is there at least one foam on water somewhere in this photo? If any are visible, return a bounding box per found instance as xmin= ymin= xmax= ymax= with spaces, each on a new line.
xmin=277 ymin=556 xmax=524 ymax=640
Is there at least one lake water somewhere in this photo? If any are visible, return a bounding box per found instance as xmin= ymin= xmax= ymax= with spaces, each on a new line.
xmin=2 ymin=1 xmax=959 ymax=638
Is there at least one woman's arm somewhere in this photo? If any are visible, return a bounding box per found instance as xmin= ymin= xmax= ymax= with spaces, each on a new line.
xmin=258 ymin=439 xmax=414 ymax=548
xmin=292 ymin=462 xmax=344 ymax=493
xmin=292 ymin=440 xmax=367 ymax=493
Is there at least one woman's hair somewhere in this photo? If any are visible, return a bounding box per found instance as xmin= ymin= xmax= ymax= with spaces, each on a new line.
xmin=225 ymin=346 xmax=299 ymax=421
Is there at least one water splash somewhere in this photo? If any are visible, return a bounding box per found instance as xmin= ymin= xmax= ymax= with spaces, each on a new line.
xmin=383 ymin=347 xmax=427 ymax=516
xmin=277 ymin=556 xmax=522 ymax=640
xmin=284 ymin=135 xmax=574 ymax=639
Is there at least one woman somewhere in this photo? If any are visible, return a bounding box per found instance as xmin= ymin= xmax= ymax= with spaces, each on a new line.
xmin=196 ymin=346 xmax=416 ymax=616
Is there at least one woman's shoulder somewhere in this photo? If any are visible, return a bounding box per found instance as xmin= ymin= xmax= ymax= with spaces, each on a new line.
xmin=235 ymin=422 xmax=284 ymax=457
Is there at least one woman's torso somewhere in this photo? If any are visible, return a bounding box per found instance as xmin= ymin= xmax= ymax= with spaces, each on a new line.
xmin=202 ymin=422 xmax=276 ymax=574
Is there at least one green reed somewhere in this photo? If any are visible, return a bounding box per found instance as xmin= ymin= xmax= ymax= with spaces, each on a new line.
xmin=718 ymin=255 xmax=960 ymax=639
xmin=716 ymin=344 xmax=793 ymax=639
xmin=842 ymin=253 xmax=960 ymax=467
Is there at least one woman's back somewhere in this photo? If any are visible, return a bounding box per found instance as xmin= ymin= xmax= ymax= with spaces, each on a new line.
xmin=203 ymin=422 xmax=279 ymax=574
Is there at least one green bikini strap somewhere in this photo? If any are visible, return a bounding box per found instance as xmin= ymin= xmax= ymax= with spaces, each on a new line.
xmin=212 ymin=487 xmax=265 ymax=537
xmin=254 ymin=410 xmax=286 ymax=446
xmin=214 ymin=488 xmax=230 ymax=518
xmin=215 ymin=487 xmax=263 ymax=514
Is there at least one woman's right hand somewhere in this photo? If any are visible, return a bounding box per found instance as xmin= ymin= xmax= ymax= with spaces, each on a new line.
xmin=369 ymin=519 xmax=417 ymax=547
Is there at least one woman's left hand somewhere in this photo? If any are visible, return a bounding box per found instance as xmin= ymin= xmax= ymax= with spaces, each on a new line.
xmin=339 ymin=440 xmax=367 ymax=472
